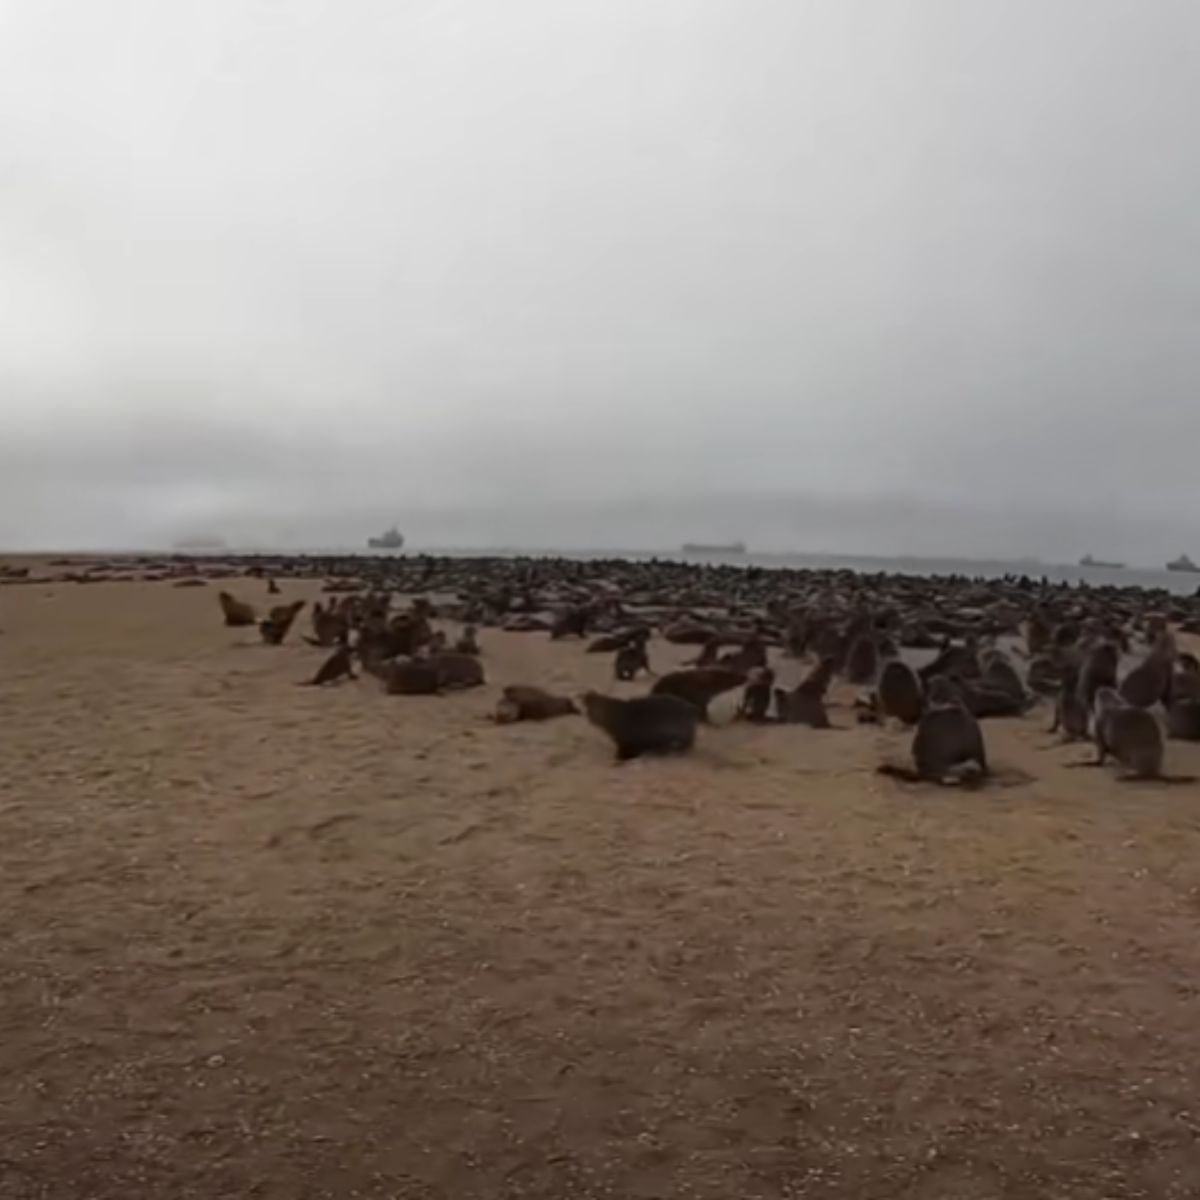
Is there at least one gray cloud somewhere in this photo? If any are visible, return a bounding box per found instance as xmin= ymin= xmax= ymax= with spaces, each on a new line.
xmin=2 ymin=0 xmax=1199 ymax=563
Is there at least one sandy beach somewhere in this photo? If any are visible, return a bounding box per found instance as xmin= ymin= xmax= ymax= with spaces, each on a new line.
xmin=3 ymin=562 xmax=1200 ymax=1199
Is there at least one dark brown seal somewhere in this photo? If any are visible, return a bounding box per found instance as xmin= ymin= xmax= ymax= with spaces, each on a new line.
xmin=1119 ymin=634 xmax=1175 ymax=708
xmin=1166 ymin=700 xmax=1200 ymax=741
xmin=876 ymin=659 xmax=923 ymax=726
xmin=1085 ymin=686 xmax=1192 ymax=780
xmin=259 ymin=600 xmax=305 ymax=645
xmin=651 ymin=667 xmax=745 ymax=720
xmin=218 ymin=591 xmax=256 ymax=627
xmin=1049 ymin=664 xmax=1089 ymax=741
xmin=583 ymin=691 xmax=697 ymax=761
xmin=299 ymin=645 xmax=357 ymax=686
xmin=879 ymin=693 xmax=988 ymax=784
xmin=614 ymin=640 xmax=652 ymax=681
xmin=383 ymin=659 xmax=442 ymax=695
xmin=843 ymin=635 xmax=879 ymax=685
xmin=737 ymin=667 xmax=775 ymax=723
xmin=1076 ymin=642 xmax=1119 ymax=710
xmin=426 ymin=652 xmax=485 ymax=690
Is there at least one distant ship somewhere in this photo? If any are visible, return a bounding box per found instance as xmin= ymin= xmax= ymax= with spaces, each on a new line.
xmin=367 ymin=526 xmax=405 ymax=550
xmin=1079 ymin=554 xmax=1125 ymax=569
xmin=681 ymin=541 xmax=747 ymax=555
xmin=1167 ymin=554 xmax=1200 ymax=573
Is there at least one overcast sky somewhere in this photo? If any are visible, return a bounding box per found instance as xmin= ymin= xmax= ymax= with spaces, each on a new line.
xmin=2 ymin=0 xmax=1198 ymax=561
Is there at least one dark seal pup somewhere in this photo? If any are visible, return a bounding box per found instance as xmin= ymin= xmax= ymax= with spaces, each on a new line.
xmin=259 ymin=600 xmax=305 ymax=645
xmin=1082 ymin=687 xmax=1194 ymax=781
xmin=876 ymin=659 xmax=923 ymax=726
xmin=878 ymin=693 xmax=988 ymax=784
xmin=383 ymin=659 xmax=442 ymax=695
xmin=583 ymin=691 xmax=697 ymax=761
xmin=737 ymin=667 xmax=775 ymax=723
xmin=299 ymin=645 xmax=357 ymax=686
xmin=614 ymin=640 xmax=652 ymax=681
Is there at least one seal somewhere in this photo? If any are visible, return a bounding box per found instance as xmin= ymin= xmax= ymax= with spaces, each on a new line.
xmin=425 ymin=652 xmax=485 ymax=690
xmin=383 ymin=659 xmax=442 ymax=695
xmin=876 ymin=659 xmax=923 ymax=726
xmin=878 ymin=692 xmax=988 ymax=784
xmin=737 ymin=667 xmax=775 ymax=722
xmin=493 ymin=685 xmax=578 ymax=722
xmin=614 ymin=640 xmax=652 ymax=681
xmin=259 ymin=600 xmax=305 ymax=645
xmin=218 ymin=590 xmax=257 ymax=627
xmin=1077 ymin=642 xmax=1119 ymax=710
xmin=1119 ymin=633 xmax=1175 ymax=708
xmin=651 ymin=667 xmax=745 ymax=720
xmin=1049 ymin=664 xmax=1090 ymax=741
xmin=1166 ymin=700 xmax=1200 ymax=741
xmin=1084 ymin=686 xmax=1194 ymax=780
xmin=299 ymin=645 xmax=357 ymax=686
xmin=843 ymin=634 xmax=878 ymax=685
xmin=583 ymin=690 xmax=697 ymax=761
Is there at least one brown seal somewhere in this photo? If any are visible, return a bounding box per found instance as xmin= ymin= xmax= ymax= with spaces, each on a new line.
xmin=305 ymin=602 xmax=348 ymax=648
xmin=774 ymin=686 xmax=831 ymax=729
xmin=1166 ymin=700 xmax=1200 ymax=741
xmin=588 ymin=627 xmax=650 ymax=654
xmin=614 ymin=640 xmax=651 ymax=681
xmin=1119 ymin=633 xmax=1175 ymax=708
xmin=876 ymin=659 xmax=923 ymax=726
xmin=1077 ymin=642 xmax=1119 ymax=710
xmin=267 ymin=577 xmax=281 ymax=595
xmin=218 ymin=591 xmax=257 ymax=627
xmin=878 ymin=692 xmax=988 ymax=784
xmin=259 ymin=600 xmax=305 ymax=645
xmin=651 ymin=667 xmax=745 ymax=720
xmin=1049 ymin=664 xmax=1089 ymax=741
xmin=843 ymin=634 xmax=878 ymax=685
xmin=299 ymin=645 xmax=357 ymax=686
xmin=383 ymin=659 xmax=442 ymax=695
xmin=1085 ymin=686 xmax=1193 ymax=780
xmin=737 ymin=667 xmax=775 ymax=723
xmin=583 ymin=691 xmax=697 ymax=761
xmin=425 ymin=652 xmax=485 ymax=690
xmin=493 ymin=685 xmax=578 ymax=723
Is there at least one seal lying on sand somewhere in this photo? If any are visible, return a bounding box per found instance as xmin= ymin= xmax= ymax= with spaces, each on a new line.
xmin=383 ymin=659 xmax=442 ymax=695
xmin=1081 ymin=687 xmax=1193 ymax=781
xmin=425 ymin=652 xmax=485 ymax=690
xmin=218 ymin=591 xmax=256 ymax=627
xmin=583 ymin=691 xmax=697 ymax=761
xmin=651 ymin=668 xmax=745 ymax=720
xmin=493 ymin=685 xmax=578 ymax=723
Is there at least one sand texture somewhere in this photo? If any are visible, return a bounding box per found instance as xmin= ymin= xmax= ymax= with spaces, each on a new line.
xmin=3 ymin=566 xmax=1200 ymax=1199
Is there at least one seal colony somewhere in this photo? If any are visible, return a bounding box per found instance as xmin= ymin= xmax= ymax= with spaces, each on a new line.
xmin=5 ymin=550 xmax=1200 ymax=1199
xmin=148 ymin=550 xmax=1200 ymax=784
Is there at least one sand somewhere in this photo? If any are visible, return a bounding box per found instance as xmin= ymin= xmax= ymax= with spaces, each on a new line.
xmin=3 ymin=567 xmax=1200 ymax=1199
